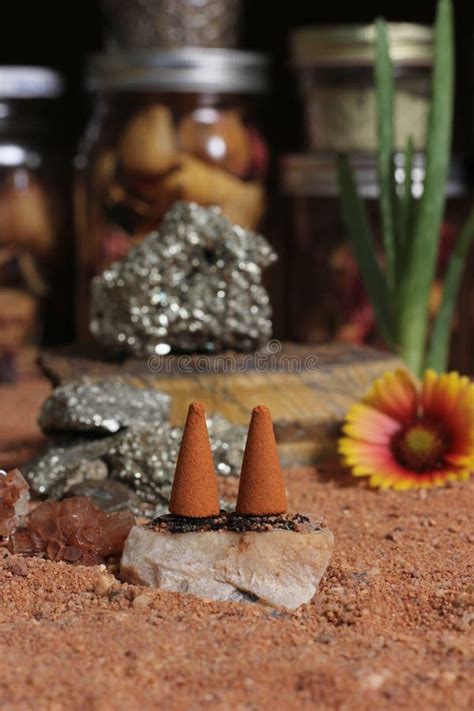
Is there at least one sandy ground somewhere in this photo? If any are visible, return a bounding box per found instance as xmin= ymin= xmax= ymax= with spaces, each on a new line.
xmin=0 ymin=376 xmax=473 ymax=711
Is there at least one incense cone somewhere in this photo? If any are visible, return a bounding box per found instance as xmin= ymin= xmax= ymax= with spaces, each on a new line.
xmin=236 ymin=405 xmax=287 ymax=515
xmin=169 ymin=402 xmax=220 ymax=518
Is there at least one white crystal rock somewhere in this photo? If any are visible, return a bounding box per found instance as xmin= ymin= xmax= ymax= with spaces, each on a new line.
xmin=121 ymin=519 xmax=333 ymax=609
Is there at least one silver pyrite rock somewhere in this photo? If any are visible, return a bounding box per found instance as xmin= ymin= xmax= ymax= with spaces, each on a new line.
xmin=90 ymin=202 xmax=276 ymax=357
xmin=38 ymin=380 xmax=171 ymax=435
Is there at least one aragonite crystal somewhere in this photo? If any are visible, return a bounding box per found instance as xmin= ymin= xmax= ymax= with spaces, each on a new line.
xmin=9 ymin=497 xmax=134 ymax=565
xmin=0 ymin=469 xmax=30 ymax=539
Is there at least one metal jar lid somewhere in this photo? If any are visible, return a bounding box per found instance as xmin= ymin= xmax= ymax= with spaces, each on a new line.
xmin=280 ymin=153 xmax=466 ymax=199
xmin=290 ymin=23 xmax=433 ymax=68
xmin=0 ymin=67 xmax=64 ymax=98
xmin=86 ymin=48 xmax=269 ymax=94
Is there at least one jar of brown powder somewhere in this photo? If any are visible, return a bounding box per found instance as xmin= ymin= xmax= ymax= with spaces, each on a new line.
xmin=290 ymin=24 xmax=433 ymax=152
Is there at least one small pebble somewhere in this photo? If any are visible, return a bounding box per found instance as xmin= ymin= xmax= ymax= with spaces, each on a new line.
xmin=133 ymin=594 xmax=152 ymax=609
xmin=94 ymin=573 xmax=115 ymax=597
xmin=362 ymin=672 xmax=387 ymax=690
xmin=7 ymin=557 xmax=28 ymax=577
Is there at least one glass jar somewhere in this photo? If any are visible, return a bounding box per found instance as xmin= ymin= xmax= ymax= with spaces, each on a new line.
xmin=101 ymin=0 xmax=242 ymax=50
xmin=278 ymin=153 xmax=469 ymax=351
xmin=290 ymin=24 xmax=433 ymax=152
xmin=75 ymin=48 xmax=269 ymax=336
xmin=0 ymin=67 xmax=69 ymax=382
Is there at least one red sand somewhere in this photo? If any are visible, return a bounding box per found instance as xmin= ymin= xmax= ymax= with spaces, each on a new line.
xmin=0 ymin=376 xmax=473 ymax=710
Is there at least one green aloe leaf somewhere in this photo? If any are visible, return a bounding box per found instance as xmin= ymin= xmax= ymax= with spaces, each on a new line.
xmin=425 ymin=209 xmax=474 ymax=371
xmin=396 ymin=0 xmax=454 ymax=376
xmin=337 ymin=155 xmax=394 ymax=347
xmin=375 ymin=17 xmax=397 ymax=292
xmin=399 ymin=136 xmax=414 ymax=268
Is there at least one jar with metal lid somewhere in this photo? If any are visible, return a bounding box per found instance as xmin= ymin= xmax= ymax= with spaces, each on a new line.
xmin=75 ymin=48 xmax=269 ymax=335
xmin=290 ymin=24 xmax=433 ymax=152
xmin=0 ymin=67 xmax=69 ymax=381
xmin=278 ymin=153 xmax=469 ymax=353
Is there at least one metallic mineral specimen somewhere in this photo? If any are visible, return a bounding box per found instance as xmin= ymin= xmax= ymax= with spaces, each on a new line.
xmin=23 ymin=414 xmax=245 ymax=516
xmin=38 ymin=379 xmax=170 ymax=435
xmin=105 ymin=415 xmax=247 ymax=514
xmin=64 ymin=479 xmax=138 ymax=513
xmin=207 ymin=414 xmax=246 ymax=476
xmin=105 ymin=424 xmax=180 ymax=513
xmin=23 ymin=436 xmax=117 ymax=497
xmin=0 ymin=469 xmax=30 ymax=539
xmin=90 ymin=201 xmax=276 ymax=357
xmin=9 ymin=497 xmax=135 ymax=565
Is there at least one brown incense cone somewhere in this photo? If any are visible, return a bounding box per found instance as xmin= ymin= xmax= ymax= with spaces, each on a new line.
xmin=169 ymin=402 xmax=220 ymax=518
xmin=236 ymin=405 xmax=288 ymax=516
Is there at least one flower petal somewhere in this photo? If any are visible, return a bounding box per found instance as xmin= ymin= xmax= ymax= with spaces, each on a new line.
xmin=339 ymin=438 xmax=407 ymax=479
xmin=342 ymin=403 xmax=401 ymax=444
xmin=339 ymin=368 xmax=473 ymax=491
xmin=364 ymin=369 xmax=418 ymax=423
xmin=371 ymin=462 xmax=470 ymax=490
xmin=421 ymin=370 xmax=472 ymax=419
xmin=421 ymin=370 xmax=474 ymax=467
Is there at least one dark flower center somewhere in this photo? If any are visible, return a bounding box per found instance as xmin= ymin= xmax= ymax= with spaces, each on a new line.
xmin=392 ymin=420 xmax=449 ymax=472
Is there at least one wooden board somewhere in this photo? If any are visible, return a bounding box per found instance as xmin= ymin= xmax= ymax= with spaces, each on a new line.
xmin=39 ymin=342 xmax=403 ymax=465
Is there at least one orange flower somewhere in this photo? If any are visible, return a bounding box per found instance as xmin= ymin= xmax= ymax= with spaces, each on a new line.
xmin=339 ymin=370 xmax=474 ymax=490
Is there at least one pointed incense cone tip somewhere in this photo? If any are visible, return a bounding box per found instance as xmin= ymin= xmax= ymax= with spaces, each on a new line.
xmin=235 ymin=403 xmax=288 ymax=516
xmin=169 ymin=399 xmax=220 ymax=519
xmin=188 ymin=401 xmax=206 ymax=416
xmin=252 ymin=404 xmax=271 ymax=417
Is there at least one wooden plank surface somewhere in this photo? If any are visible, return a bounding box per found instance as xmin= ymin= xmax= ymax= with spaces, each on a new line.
xmin=40 ymin=342 xmax=403 ymax=464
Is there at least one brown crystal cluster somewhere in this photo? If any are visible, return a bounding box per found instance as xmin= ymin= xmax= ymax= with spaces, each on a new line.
xmin=9 ymin=497 xmax=134 ymax=566
xmin=0 ymin=469 xmax=30 ymax=539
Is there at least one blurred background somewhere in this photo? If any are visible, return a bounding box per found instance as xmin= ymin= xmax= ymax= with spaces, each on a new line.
xmin=2 ymin=1 xmax=474 ymax=151
xmin=0 ymin=0 xmax=473 ymax=377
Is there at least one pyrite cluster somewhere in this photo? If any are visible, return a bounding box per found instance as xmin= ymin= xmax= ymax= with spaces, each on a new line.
xmin=90 ymin=201 xmax=276 ymax=357
xmin=25 ymin=379 xmax=246 ymax=517
xmin=39 ymin=379 xmax=171 ymax=435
